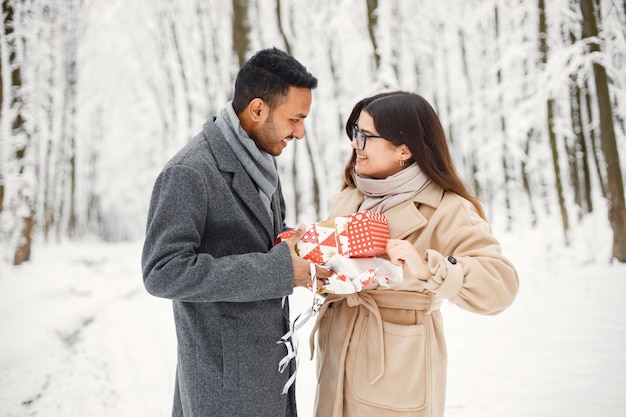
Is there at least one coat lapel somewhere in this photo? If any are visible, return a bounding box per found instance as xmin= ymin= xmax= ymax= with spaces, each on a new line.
xmin=385 ymin=202 xmax=427 ymax=239
xmin=203 ymin=119 xmax=275 ymax=241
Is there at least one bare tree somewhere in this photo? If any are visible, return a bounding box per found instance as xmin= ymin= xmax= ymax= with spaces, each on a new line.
xmin=494 ymin=4 xmax=514 ymax=230
xmin=539 ymin=0 xmax=570 ymax=244
xmin=232 ymin=0 xmax=250 ymax=68
xmin=1 ymin=0 xmax=34 ymax=265
xmin=580 ymin=0 xmax=626 ymax=262
xmin=366 ymin=0 xmax=380 ymax=69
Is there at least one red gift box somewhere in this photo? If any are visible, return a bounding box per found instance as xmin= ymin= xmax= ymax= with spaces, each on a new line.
xmin=342 ymin=211 xmax=389 ymax=257
xmin=276 ymin=211 xmax=389 ymax=263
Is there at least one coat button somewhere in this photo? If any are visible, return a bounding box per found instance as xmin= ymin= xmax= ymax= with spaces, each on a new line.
xmin=447 ymin=256 xmax=457 ymax=265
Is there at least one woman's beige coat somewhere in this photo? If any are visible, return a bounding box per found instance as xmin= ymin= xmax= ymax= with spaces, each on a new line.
xmin=311 ymin=182 xmax=519 ymax=417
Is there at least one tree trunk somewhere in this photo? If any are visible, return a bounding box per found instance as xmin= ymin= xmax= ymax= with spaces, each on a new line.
xmin=0 ymin=0 xmax=8 ymax=217
xmin=495 ymin=5 xmax=513 ymax=230
xmin=522 ymin=130 xmax=538 ymax=227
xmin=169 ymin=18 xmax=193 ymax=140
xmin=580 ymin=0 xmax=626 ymax=262
xmin=13 ymin=214 xmax=34 ymax=265
xmin=566 ymin=2 xmax=593 ymax=220
xmin=548 ymin=98 xmax=570 ymax=241
xmin=574 ymin=82 xmax=594 ymax=214
xmin=366 ymin=0 xmax=380 ymax=69
xmin=584 ymin=81 xmax=607 ymax=198
xmin=567 ymin=84 xmax=583 ymax=218
xmin=64 ymin=16 xmax=78 ymax=238
xmin=195 ymin=0 xmax=211 ymax=104
xmin=232 ymin=0 xmax=250 ymax=67
xmin=2 ymin=1 xmax=34 ymax=264
xmin=276 ymin=0 xmax=291 ymax=55
xmin=539 ymin=0 xmax=569 ymax=243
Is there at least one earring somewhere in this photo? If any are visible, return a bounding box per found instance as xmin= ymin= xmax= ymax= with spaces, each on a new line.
xmin=400 ymin=159 xmax=405 ymax=168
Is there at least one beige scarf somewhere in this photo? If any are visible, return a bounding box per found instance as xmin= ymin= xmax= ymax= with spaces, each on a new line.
xmin=355 ymin=163 xmax=430 ymax=213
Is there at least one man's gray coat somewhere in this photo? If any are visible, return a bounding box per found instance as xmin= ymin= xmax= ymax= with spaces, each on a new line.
xmin=142 ymin=118 xmax=297 ymax=417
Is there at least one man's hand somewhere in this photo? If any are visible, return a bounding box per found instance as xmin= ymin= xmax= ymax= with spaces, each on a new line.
xmin=285 ymin=224 xmax=331 ymax=288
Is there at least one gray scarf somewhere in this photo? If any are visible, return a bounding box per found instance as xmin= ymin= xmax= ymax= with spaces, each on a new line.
xmin=216 ymin=102 xmax=278 ymax=219
xmin=355 ymin=163 xmax=430 ymax=213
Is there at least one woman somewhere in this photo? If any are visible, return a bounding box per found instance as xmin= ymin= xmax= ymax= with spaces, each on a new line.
xmin=311 ymin=91 xmax=519 ymax=417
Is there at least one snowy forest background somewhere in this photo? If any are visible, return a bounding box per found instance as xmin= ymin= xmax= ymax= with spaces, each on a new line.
xmin=2 ymin=1 xmax=626 ymax=416
xmin=1 ymin=0 xmax=626 ymax=266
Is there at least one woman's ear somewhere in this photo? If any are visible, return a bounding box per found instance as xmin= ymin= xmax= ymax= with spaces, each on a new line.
xmin=400 ymin=144 xmax=413 ymax=160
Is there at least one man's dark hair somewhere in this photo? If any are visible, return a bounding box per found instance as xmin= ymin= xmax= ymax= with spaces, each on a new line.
xmin=232 ymin=47 xmax=318 ymax=113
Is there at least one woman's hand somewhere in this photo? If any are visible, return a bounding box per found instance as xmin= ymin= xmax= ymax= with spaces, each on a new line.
xmin=386 ymin=239 xmax=429 ymax=280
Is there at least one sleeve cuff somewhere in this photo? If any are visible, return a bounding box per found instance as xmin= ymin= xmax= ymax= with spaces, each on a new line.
xmin=423 ymin=249 xmax=464 ymax=299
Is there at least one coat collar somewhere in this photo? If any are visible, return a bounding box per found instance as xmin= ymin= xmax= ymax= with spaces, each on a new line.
xmin=202 ymin=118 xmax=277 ymax=241
xmin=330 ymin=181 xmax=444 ymax=240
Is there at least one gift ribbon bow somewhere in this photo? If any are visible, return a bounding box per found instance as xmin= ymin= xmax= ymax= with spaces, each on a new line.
xmin=277 ymin=263 xmax=325 ymax=394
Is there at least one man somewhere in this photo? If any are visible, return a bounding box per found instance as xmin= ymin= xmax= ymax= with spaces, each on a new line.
xmin=142 ymin=47 xmax=328 ymax=417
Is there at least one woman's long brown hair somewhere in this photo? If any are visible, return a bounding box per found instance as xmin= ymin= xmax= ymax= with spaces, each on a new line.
xmin=341 ymin=91 xmax=486 ymax=220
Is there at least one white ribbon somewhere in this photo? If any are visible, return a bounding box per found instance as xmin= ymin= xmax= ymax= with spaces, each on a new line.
xmin=277 ymin=263 xmax=325 ymax=394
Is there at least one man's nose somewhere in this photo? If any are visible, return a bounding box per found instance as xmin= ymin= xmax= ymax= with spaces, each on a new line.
xmin=293 ymin=124 xmax=305 ymax=140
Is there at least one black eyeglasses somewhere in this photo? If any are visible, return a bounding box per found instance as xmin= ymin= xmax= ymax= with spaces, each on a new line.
xmin=350 ymin=124 xmax=385 ymax=150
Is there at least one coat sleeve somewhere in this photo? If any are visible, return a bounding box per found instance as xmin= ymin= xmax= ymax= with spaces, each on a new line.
xmin=141 ymin=163 xmax=294 ymax=303
xmin=420 ymin=195 xmax=519 ymax=315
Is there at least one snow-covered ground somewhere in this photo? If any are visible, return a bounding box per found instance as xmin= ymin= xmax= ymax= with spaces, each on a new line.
xmin=1 ymin=221 xmax=626 ymax=417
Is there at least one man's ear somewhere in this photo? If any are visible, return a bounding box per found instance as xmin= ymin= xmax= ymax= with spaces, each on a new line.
xmin=248 ymin=98 xmax=266 ymax=122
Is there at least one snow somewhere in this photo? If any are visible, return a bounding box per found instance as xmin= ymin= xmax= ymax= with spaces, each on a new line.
xmin=1 ymin=221 xmax=626 ymax=417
